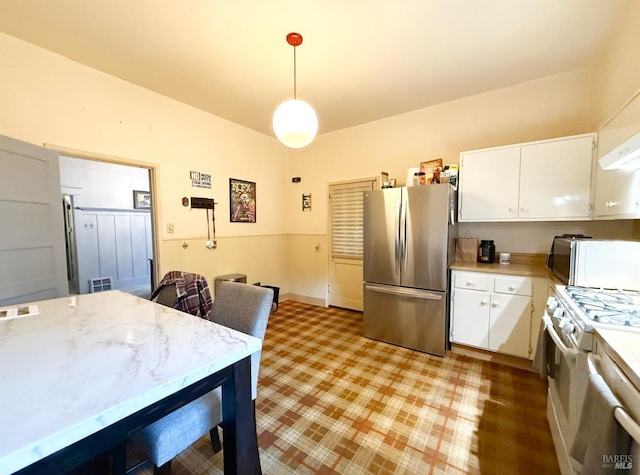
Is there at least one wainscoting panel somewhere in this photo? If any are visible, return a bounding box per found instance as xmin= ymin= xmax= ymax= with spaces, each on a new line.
xmin=75 ymin=208 xmax=152 ymax=294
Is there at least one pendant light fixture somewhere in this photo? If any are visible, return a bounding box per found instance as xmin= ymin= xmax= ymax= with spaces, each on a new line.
xmin=272 ymin=32 xmax=318 ymax=149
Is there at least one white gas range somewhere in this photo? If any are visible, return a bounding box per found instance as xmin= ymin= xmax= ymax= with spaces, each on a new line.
xmin=553 ymin=285 xmax=640 ymax=349
xmin=544 ymin=285 xmax=640 ymax=475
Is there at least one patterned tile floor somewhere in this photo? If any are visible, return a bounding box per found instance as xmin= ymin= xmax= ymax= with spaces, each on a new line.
xmin=135 ymin=301 xmax=559 ymax=474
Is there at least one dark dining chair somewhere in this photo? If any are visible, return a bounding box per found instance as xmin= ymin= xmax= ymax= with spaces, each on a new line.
xmin=130 ymin=281 xmax=274 ymax=474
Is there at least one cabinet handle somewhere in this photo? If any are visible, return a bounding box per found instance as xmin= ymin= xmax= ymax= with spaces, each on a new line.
xmin=466 ymin=281 xmax=474 ymax=286
xmin=480 ymin=299 xmax=488 ymax=306
xmin=606 ymin=201 xmax=619 ymax=208
xmin=520 ymin=207 xmax=529 ymax=213
xmin=508 ymin=207 xmax=517 ymax=213
xmin=491 ymin=301 xmax=499 ymax=308
xmin=508 ymin=284 xmax=516 ymax=291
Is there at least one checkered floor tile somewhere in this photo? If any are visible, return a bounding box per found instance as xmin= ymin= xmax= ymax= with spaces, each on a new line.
xmin=134 ymin=300 xmax=559 ymax=474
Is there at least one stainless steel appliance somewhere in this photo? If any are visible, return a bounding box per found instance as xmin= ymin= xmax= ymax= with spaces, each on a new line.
xmin=550 ymin=238 xmax=640 ymax=288
xmin=363 ymin=184 xmax=457 ymax=356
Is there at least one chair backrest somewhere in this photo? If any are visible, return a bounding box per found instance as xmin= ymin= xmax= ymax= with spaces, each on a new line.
xmin=210 ymin=281 xmax=273 ymax=399
xmin=151 ymin=271 xmax=212 ymax=319
xmin=152 ymin=282 xmax=178 ymax=307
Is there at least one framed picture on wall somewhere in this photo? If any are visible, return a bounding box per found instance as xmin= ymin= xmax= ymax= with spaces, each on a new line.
xmin=229 ymin=178 xmax=256 ymax=223
xmin=302 ymin=193 xmax=311 ymax=211
xmin=133 ymin=190 xmax=151 ymax=209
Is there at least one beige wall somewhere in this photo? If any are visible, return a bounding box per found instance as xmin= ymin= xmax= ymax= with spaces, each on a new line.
xmin=286 ymin=69 xmax=593 ymax=237
xmin=590 ymin=0 xmax=640 ymax=128
xmin=285 ymin=0 xmax=640 ymax=293
xmin=2 ymin=2 xmax=639 ymax=305
xmin=0 ymin=33 xmax=290 ymax=292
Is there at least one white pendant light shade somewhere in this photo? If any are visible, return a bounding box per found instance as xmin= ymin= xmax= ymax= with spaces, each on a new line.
xmin=272 ymin=99 xmax=318 ymax=149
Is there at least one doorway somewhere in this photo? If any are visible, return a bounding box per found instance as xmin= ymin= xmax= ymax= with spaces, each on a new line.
xmin=59 ymin=156 xmax=155 ymax=298
xmin=327 ymin=178 xmax=376 ymax=311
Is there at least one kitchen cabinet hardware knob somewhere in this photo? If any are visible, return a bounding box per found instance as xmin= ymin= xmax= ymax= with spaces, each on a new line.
xmin=480 ymin=300 xmax=488 ymax=306
xmin=606 ymin=201 xmax=619 ymax=208
xmin=182 ymin=242 xmax=189 ymax=249
xmin=491 ymin=301 xmax=499 ymax=307
xmin=508 ymin=284 xmax=516 ymax=290
xmin=466 ymin=281 xmax=473 ymax=286
xmin=508 ymin=207 xmax=517 ymax=213
xmin=520 ymin=207 xmax=529 ymax=212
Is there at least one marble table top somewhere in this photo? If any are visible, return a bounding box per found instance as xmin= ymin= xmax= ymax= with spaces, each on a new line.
xmin=0 ymin=290 xmax=261 ymax=475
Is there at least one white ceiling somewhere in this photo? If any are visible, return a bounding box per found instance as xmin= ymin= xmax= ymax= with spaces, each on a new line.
xmin=0 ymin=1 xmax=630 ymax=137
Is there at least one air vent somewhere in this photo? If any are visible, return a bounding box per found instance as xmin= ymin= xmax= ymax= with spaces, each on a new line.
xmin=89 ymin=277 xmax=113 ymax=293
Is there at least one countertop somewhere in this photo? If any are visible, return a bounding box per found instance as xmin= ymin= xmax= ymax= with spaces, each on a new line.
xmin=0 ymin=290 xmax=261 ymax=474
xmin=595 ymin=328 xmax=640 ymax=392
xmin=451 ymin=253 xmax=555 ymax=278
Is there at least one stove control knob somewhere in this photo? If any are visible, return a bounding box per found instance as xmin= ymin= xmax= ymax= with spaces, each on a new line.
xmin=553 ymin=308 xmax=565 ymax=319
xmin=546 ymin=298 xmax=558 ymax=312
xmin=562 ymin=321 xmax=575 ymax=336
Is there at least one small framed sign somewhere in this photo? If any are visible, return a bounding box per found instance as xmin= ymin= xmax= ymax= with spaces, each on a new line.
xmin=302 ymin=193 xmax=311 ymax=211
xmin=133 ymin=190 xmax=151 ymax=209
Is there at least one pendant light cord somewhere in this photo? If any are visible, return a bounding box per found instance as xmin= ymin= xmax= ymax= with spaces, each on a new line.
xmin=293 ymin=44 xmax=297 ymax=99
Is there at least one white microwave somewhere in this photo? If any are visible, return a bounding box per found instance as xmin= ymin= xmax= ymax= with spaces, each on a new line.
xmin=551 ymin=239 xmax=640 ymax=291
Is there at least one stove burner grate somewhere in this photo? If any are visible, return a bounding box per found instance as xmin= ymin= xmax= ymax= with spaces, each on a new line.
xmin=565 ymin=286 xmax=640 ymax=329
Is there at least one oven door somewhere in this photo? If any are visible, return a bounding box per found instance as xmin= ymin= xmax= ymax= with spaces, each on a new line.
xmin=543 ymin=315 xmax=583 ymax=473
xmin=589 ymin=350 xmax=640 ymax=468
xmin=575 ymin=350 xmax=640 ymax=473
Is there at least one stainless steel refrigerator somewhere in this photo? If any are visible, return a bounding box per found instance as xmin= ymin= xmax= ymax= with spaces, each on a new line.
xmin=363 ymin=184 xmax=457 ymax=356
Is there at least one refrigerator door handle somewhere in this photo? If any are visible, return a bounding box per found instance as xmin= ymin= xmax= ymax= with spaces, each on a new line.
xmin=365 ymin=283 xmax=443 ymax=300
xmin=395 ymin=198 xmax=402 ymax=275
xmin=400 ymin=193 xmax=408 ymax=274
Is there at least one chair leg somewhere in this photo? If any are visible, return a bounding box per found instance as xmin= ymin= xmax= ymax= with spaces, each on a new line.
xmin=153 ymin=460 xmax=172 ymax=475
xmin=210 ymin=426 xmax=222 ymax=453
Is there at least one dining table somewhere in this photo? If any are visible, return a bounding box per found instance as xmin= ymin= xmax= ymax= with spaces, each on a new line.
xmin=0 ymin=290 xmax=262 ymax=475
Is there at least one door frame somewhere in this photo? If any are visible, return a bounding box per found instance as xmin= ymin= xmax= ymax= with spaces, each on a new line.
xmin=44 ymin=143 xmax=161 ymax=291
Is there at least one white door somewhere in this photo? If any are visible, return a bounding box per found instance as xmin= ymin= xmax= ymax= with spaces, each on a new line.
xmin=519 ymin=135 xmax=594 ymax=219
xmin=450 ymin=288 xmax=490 ymax=349
xmin=0 ymin=135 xmax=68 ymax=305
xmin=458 ymin=147 xmax=521 ymax=221
xmin=488 ymin=294 xmax=532 ymax=358
xmin=593 ymin=166 xmax=640 ymax=218
xmin=328 ymin=179 xmax=375 ymax=311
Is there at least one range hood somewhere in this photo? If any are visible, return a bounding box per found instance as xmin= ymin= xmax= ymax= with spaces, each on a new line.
xmin=599 ymin=130 xmax=640 ymax=170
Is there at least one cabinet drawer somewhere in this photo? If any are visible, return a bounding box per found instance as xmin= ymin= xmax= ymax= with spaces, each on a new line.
xmin=494 ymin=276 xmax=532 ymax=296
xmin=453 ymin=272 xmax=489 ymax=291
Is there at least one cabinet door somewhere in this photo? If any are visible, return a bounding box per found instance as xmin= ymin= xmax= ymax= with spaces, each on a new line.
xmin=519 ymin=135 xmax=594 ymax=219
xmin=593 ymin=162 xmax=640 ymax=219
xmin=451 ymin=289 xmax=490 ymax=349
xmin=488 ymin=294 xmax=531 ymax=358
xmin=459 ymin=147 xmax=520 ymax=221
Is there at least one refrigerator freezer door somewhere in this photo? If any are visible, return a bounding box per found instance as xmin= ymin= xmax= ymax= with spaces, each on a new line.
xmin=363 ymin=188 xmax=402 ymax=286
xmin=402 ymin=185 xmax=451 ymax=291
xmin=363 ymin=283 xmax=447 ymax=356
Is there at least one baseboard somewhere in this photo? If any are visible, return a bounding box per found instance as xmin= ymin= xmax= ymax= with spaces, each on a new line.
xmin=449 ymin=343 xmax=536 ymax=372
xmin=280 ymin=293 xmax=327 ymax=307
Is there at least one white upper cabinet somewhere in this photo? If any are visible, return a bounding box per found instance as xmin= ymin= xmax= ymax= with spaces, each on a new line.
xmin=457 ymin=146 xmax=521 ymax=221
xmin=459 ymin=133 xmax=595 ymax=222
xmin=519 ymin=136 xmax=594 ymax=219
xmin=593 ymin=91 xmax=640 ymax=219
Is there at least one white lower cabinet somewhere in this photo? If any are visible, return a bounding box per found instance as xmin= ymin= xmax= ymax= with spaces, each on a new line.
xmin=451 ymin=271 xmax=533 ymax=359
